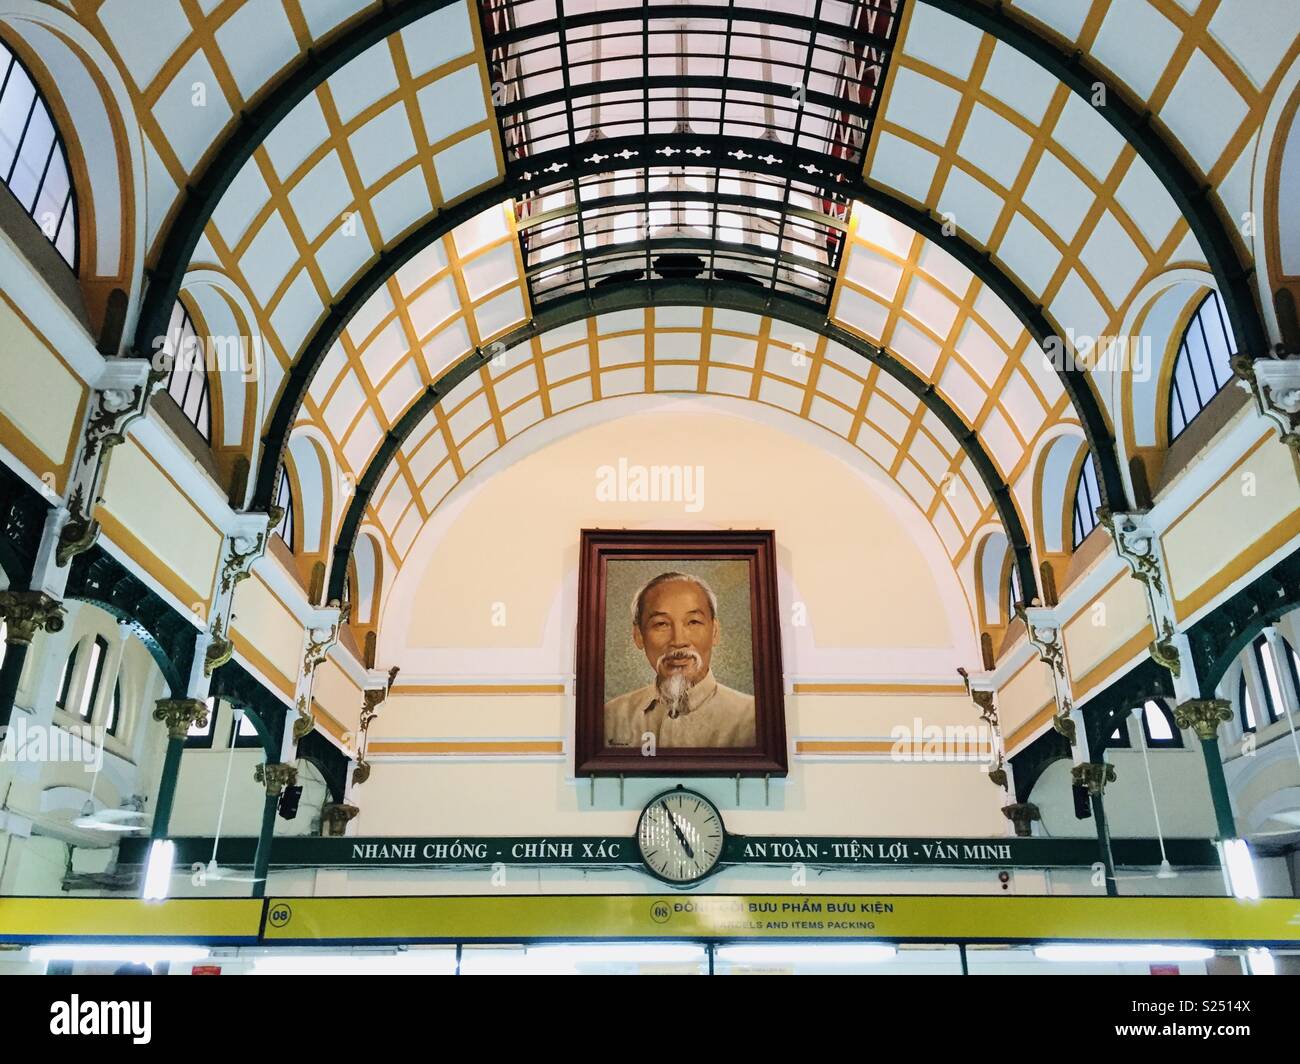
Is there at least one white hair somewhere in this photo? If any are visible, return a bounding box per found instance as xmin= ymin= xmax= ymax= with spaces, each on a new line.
xmin=631 ymin=572 xmax=719 ymax=627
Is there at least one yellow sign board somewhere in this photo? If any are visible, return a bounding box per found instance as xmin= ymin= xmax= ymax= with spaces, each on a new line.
xmin=262 ymin=894 xmax=1300 ymax=944
xmin=0 ymin=898 xmax=263 ymax=941
xmin=4 ymin=895 xmax=1298 ymax=945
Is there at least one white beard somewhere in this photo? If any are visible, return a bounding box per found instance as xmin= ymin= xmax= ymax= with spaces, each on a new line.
xmin=655 ymin=650 xmax=702 ymax=718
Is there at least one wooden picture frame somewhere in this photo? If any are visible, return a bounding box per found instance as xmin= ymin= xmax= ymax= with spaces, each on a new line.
xmin=574 ymin=528 xmax=788 ymax=777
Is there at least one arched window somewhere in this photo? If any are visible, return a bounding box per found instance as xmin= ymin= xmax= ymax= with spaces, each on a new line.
xmin=1139 ymin=699 xmax=1182 ymax=749
xmin=1071 ymin=451 xmax=1101 ymax=548
xmin=1168 ymin=290 xmax=1236 ymax=442
xmin=54 ymin=644 xmax=77 ymax=710
xmin=0 ymin=38 xmax=77 ymax=267
xmin=76 ymin=635 xmax=108 ymax=722
xmin=273 ymin=466 xmax=295 ymax=551
xmin=161 ymin=300 xmax=211 ymax=440
xmin=1237 ymin=632 xmax=1298 ymax=733
xmin=1006 ymin=552 xmax=1022 ymax=617
xmin=230 ymin=709 xmax=261 ymax=748
xmin=106 ymin=679 xmax=121 ymax=736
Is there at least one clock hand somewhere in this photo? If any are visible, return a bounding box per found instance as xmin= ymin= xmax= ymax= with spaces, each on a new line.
xmin=659 ymin=801 xmax=695 ymax=860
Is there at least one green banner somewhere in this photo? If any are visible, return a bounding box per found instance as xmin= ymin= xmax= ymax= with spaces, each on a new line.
xmin=119 ymin=835 xmax=1218 ymax=870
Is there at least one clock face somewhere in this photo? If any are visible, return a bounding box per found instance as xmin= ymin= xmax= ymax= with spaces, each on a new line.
xmin=636 ymin=789 xmax=726 ymax=884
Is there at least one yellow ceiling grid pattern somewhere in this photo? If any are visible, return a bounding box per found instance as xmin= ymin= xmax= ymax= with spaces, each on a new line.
xmin=79 ymin=0 xmax=382 ymax=251
xmin=352 ymin=243 xmax=1001 ymax=565
xmin=832 ymin=203 xmax=1072 ymax=495
xmin=868 ymin=0 xmax=1229 ymax=414
xmin=302 ymin=202 xmax=529 ymax=501
xmin=1007 ymin=0 xmax=1296 ymax=233
xmin=80 ymin=0 xmax=504 ymax=409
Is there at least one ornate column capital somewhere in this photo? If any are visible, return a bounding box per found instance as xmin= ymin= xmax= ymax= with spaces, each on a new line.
xmin=1174 ymin=698 xmax=1233 ymax=741
xmin=1234 ymin=353 xmax=1300 ymax=451
xmin=153 ymin=697 xmax=208 ymax=740
xmin=254 ymin=762 xmax=298 ymax=796
xmin=1072 ymin=761 xmax=1116 ymax=795
xmin=0 ymin=590 xmax=66 ymax=645
xmin=1001 ymin=802 xmax=1041 ymax=837
xmin=321 ymin=802 xmax=360 ymax=836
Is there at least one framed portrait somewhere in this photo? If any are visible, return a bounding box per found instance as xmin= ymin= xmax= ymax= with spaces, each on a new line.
xmin=574 ymin=529 xmax=788 ymax=777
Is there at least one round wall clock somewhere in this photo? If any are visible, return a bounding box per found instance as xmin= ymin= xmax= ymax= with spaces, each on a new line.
xmin=636 ymin=787 xmax=727 ymax=884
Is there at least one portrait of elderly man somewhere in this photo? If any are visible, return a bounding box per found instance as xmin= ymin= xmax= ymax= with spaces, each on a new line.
xmin=604 ymin=571 xmax=756 ymax=748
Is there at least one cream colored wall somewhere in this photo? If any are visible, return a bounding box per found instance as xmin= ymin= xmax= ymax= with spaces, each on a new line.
xmin=1163 ymin=433 xmax=1300 ymax=619
xmin=352 ymin=759 xmax=1006 ymax=837
xmin=387 ymin=405 xmax=973 ymax=676
xmin=997 ymin=656 xmax=1055 ymax=748
xmin=0 ymin=291 xmax=84 ymax=491
xmin=352 ymin=406 xmax=1003 ymax=850
xmin=99 ymin=437 xmax=224 ymax=609
xmin=312 ymin=657 xmax=361 ymax=740
xmin=1062 ymin=571 xmax=1153 ymax=699
xmin=228 ymin=570 xmax=305 ymax=700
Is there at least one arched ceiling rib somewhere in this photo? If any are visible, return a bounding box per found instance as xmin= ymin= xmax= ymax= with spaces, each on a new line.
xmin=291 ymin=200 xmax=1069 ymax=603
xmin=320 ymin=289 xmax=1031 ymax=606
xmin=67 ymin=0 xmax=1291 ymax=604
xmin=923 ymin=0 xmax=1272 ymax=358
xmin=112 ymin=0 xmax=1279 ymax=363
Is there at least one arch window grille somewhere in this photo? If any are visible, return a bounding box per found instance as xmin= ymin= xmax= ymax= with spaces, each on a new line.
xmin=161 ymin=301 xmax=211 ymax=440
xmin=0 ymin=39 xmax=77 ymax=266
xmin=1071 ymin=452 xmax=1101 ymax=548
xmin=1168 ymin=290 xmax=1236 ymax=442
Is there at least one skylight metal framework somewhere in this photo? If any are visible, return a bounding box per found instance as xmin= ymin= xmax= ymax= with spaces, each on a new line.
xmin=482 ymin=0 xmax=902 ymax=308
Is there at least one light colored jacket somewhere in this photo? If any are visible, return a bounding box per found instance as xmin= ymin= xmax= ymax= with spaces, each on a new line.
xmin=604 ymin=670 xmax=756 ymax=748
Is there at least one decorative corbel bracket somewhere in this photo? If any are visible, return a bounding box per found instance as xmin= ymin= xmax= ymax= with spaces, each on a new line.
xmin=203 ymin=615 xmax=234 ymax=677
xmin=83 ymin=359 xmax=163 ymax=467
xmin=1098 ymin=509 xmax=1182 ymax=678
xmin=218 ymin=513 xmax=272 ymax=596
xmin=1234 ymin=353 xmax=1300 ymax=452
xmin=1020 ymin=606 xmax=1066 ymax=678
xmin=352 ymin=665 xmax=399 ymax=787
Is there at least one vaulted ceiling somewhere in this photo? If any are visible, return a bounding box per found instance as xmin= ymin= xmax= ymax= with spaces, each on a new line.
xmin=63 ymin=0 xmax=1291 ymax=616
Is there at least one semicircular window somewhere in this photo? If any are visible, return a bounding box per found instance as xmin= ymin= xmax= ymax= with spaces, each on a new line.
xmin=1071 ymin=450 xmax=1101 ymax=549
xmin=161 ymin=300 xmax=212 ymax=440
xmin=1168 ymin=290 xmax=1236 ymax=442
xmin=483 ymin=0 xmax=902 ymax=309
xmin=0 ymin=38 xmax=77 ymax=267
xmin=272 ymin=465 xmax=295 ymax=551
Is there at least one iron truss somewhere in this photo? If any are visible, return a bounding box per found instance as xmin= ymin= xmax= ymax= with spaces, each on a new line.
xmin=482 ymin=0 xmax=902 ymax=308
